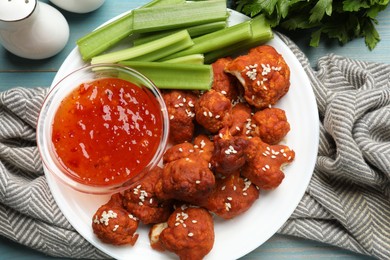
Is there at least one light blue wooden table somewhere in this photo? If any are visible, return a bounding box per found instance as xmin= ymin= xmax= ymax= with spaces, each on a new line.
xmin=1 ymin=0 xmax=388 ymax=259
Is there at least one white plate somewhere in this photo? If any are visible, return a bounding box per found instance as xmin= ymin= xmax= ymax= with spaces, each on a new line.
xmin=46 ymin=9 xmax=319 ymax=260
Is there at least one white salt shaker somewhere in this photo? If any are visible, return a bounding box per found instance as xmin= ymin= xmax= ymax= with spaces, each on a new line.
xmin=49 ymin=0 xmax=105 ymax=13
xmin=0 ymin=0 xmax=69 ymax=59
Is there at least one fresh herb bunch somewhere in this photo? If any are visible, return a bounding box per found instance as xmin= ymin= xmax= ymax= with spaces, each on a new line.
xmin=234 ymin=0 xmax=389 ymax=50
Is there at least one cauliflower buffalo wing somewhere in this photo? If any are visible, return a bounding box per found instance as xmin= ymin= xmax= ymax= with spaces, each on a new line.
xmin=200 ymin=171 xmax=259 ymax=219
xmin=211 ymin=57 xmax=239 ymax=101
xmin=225 ymin=45 xmax=290 ymax=109
xmin=195 ymin=89 xmax=232 ymax=133
xmin=211 ymin=127 xmax=248 ymax=176
xmin=149 ymin=206 xmax=214 ymax=260
xmin=251 ymin=107 xmax=290 ymax=144
xmin=243 ymin=137 xmax=295 ymax=190
xmin=123 ymin=167 xmax=173 ymax=225
xmin=156 ymin=156 xmax=215 ymax=204
xmin=92 ymin=193 xmax=139 ymax=245
xmin=163 ymin=90 xmax=198 ymax=144
xmin=193 ymin=134 xmax=214 ymax=162
xmin=163 ymin=142 xmax=198 ymax=164
xmin=229 ymin=103 xmax=253 ymax=137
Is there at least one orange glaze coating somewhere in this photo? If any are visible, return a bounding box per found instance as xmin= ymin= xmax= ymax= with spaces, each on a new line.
xmin=52 ymin=78 xmax=163 ymax=186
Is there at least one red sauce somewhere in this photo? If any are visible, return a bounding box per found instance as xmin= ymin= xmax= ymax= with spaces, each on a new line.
xmin=52 ymin=78 xmax=163 ymax=186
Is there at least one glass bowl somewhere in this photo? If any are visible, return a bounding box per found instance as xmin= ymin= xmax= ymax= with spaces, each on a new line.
xmin=37 ymin=64 xmax=169 ymax=194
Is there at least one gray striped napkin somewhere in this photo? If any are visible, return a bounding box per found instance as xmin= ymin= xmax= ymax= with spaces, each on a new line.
xmin=0 ymin=34 xmax=389 ymax=259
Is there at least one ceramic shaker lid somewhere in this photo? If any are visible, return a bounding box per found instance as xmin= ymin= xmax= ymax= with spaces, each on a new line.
xmin=0 ymin=0 xmax=37 ymax=22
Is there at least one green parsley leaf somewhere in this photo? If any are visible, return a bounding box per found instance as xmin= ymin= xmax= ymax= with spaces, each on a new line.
xmin=234 ymin=0 xmax=388 ymax=50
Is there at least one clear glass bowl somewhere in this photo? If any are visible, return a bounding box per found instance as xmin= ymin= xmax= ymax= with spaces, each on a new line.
xmin=37 ymin=64 xmax=169 ymax=194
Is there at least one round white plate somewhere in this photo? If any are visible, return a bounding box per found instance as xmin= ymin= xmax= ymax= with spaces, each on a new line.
xmin=46 ymin=9 xmax=319 ymax=260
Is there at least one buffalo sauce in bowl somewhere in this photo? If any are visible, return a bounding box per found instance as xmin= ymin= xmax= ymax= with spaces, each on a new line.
xmin=37 ymin=64 xmax=169 ymax=194
xmin=52 ymin=78 xmax=162 ymax=186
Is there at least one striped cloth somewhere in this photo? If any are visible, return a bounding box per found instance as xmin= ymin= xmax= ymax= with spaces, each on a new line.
xmin=0 ymin=34 xmax=389 ymax=259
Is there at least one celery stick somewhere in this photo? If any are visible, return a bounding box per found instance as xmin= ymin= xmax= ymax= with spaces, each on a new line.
xmin=133 ymin=21 xmax=227 ymax=46
xmin=119 ymin=61 xmax=212 ymax=90
xmin=76 ymin=0 xmax=185 ymax=61
xmin=161 ymin=20 xmax=253 ymax=60
xmin=204 ymin=15 xmax=273 ymax=63
xmin=162 ymin=54 xmax=204 ymax=64
xmin=132 ymin=1 xmax=228 ymax=34
xmin=91 ymin=30 xmax=193 ymax=64
xmin=143 ymin=0 xmax=185 ymax=8
xmin=131 ymin=34 xmax=194 ymax=62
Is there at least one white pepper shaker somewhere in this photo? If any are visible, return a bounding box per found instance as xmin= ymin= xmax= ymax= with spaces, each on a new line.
xmin=0 ymin=0 xmax=69 ymax=59
xmin=49 ymin=0 xmax=105 ymax=14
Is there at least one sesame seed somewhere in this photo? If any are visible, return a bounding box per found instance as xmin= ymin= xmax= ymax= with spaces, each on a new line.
xmin=113 ymin=225 xmax=119 ymax=232
xmin=188 ymin=232 xmax=194 ymax=237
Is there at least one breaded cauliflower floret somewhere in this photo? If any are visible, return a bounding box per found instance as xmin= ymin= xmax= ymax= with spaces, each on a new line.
xmin=251 ymin=107 xmax=290 ymax=144
xmin=149 ymin=206 xmax=214 ymax=260
xmin=229 ymin=103 xmax=253 ymax=137
xmin=200 ymin=171 xmax=259 ymax=219
xmin=163 ymin=90 xmax=198 ymax=144
xmin=211 ymin=57 xmax=240 ymax=101
xmin=123 ymin=167 xmax=173 ymax=225
xmin=92 ymin=193 xmax=139 ymax=246
xmin=243 ymin=137 xmax=295 ymax=190
xmin=156 ymin=156 xmax=215 ymax=204
xmin=195 ymin=89 xmax=232 ymax=133
xmin=211 ymin=127 xmax=248 ymax=176
xmin=225 ymin=45 xmax=290 ymax=109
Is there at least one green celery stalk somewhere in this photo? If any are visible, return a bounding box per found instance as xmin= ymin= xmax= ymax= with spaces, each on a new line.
xmin=161 ymin=20 xmax=253 ymax=60
xmin=143 ymin=0 xmax=185 ymax=7
xmin=76 ymin=0 xmax=185 ymax=61
xmin=133 ymin=21 xmax=227 ymax=46
xmin=204 ymin=15 xmax=273 ymax=63
xmin=162 ymin=54 xmax=205 ymax=64
xmin=91 ymin=30 xmax=193 ymax=64
xmin=132 ymin=1 xmax=228 ymax=34
xmin=119 ymin=61 xmax=212 ymax=90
